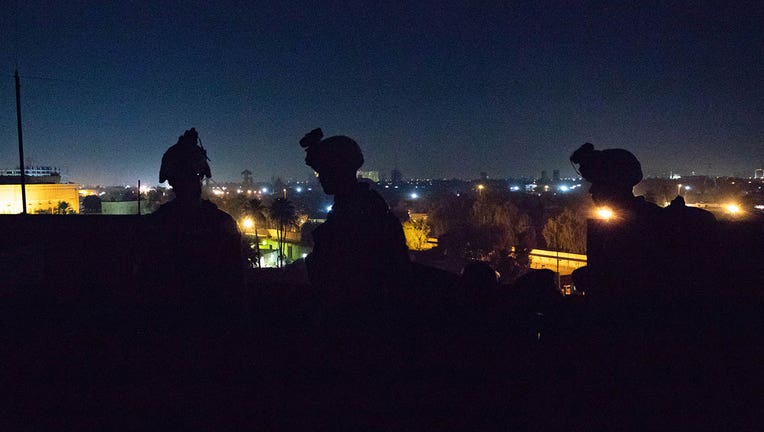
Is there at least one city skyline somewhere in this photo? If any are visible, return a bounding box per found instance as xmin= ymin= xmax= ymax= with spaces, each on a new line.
xmin=1 ymin=1 xmax=762 ymax=185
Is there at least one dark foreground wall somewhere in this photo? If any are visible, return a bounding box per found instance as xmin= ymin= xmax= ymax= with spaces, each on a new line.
xmin=1 ymin=215 xmax=763 ymax=430
xmin=0 ymin=215 xmax=142 ymax=293
xmin=3 ymin=215 xmax=761 ymax=293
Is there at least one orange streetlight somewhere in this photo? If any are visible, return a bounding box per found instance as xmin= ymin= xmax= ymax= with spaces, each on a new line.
xmin=724 ymin=203 xmax=742 ymax=215
xmin=595 ymin=207 xmax=614 ymax=221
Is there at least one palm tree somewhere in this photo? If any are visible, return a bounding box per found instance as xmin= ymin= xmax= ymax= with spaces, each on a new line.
xmin=54 ymin=201 xmax=73 ymax=215
xmin=268 ymin=197 xmax=297 ymax=267
xmin=247 ymin=197 xmax=267 ymax=267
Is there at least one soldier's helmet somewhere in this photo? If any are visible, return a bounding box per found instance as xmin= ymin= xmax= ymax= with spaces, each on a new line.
xmin=570 ymin=142 xmax=642 ymax=187
xmin=159 ymin=128 xmax=211 ymax=183
xmin=299 ymin=128 xmax=364 ymax=172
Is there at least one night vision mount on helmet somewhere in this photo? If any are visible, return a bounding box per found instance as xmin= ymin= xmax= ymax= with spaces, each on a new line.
xmin=300 ymin=128 xmax=364 ymax=172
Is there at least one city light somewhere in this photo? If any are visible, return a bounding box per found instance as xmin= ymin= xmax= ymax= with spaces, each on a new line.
xmin=260 ymin=187 xmax=268 ymax=193
xmin=295 ymin=187 xmax=303 ymax=193
xmin=325 ymin=204 xmax=333 ymax=212
xmin=595 ymin=207 xmax=614 ymax=220
xmin=410 ymin=192 xmax=419 ymax=199
xmin=510 ymin=186 xmax=520 ymax=191
xmin=242 ymin=218 xmax=254 ymax=229
xmin=724 ymin=203 xmax=742 ymax=215
xmin=558 ymin=185 xmax=569 ymax=192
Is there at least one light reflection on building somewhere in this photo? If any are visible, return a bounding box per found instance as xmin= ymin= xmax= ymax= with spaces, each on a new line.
xmin=0 ymin=184 xmax=80 ymax=214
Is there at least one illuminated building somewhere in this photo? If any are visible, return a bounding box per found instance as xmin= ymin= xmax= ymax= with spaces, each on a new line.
xmin=0 ymin=183 xmax=80 ymax=214
xmin=0 ymin=166 xmax=62 ymax=184
xmin=528 ymin=248 xmax=587 ymax=276
xmin=101 ymin=201 xmax=146 ymax=215
xmin=357 ymin=170 xmax=380 ymax=182
xmin=79 ymin=188 xmax=100 ymax=196
xmin=0 ymin=166 xmax=80 ymax=213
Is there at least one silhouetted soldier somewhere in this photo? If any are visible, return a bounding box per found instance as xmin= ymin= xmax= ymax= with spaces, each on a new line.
xmin=145 ymin=128 xmax=243 ymax=298
xmin=457 ymin=261 xmax=499 ymax=308
xmin=570 ymin=143 xmax=662 ymax=296
xmin=661 ymin=194 xmax=718 ymax=296
xmin=512 ymin=268 xmax=562 ymax=342
xmin=299 ymin=128 xmax=410 ymax=310
xmin=135 ymin=129 xmax=245 ymax=416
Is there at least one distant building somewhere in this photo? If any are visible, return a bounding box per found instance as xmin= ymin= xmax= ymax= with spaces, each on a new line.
xmin=755 ymin=169 xmax=763 ymax=179
xmin=79 ymin=188 xmax=101 ymax=197
xmin=391 ymin=169 xmax=403 ymax=183
xmin=0 ymin=166 xmax=61 ymax=184
xmin=540 ymin=170 xmax=549 ymax=184
xmin=480 ymin=172 xmax=488 ymax=181
xmin=357 ymin=170 xmax=380 ymax=183
xmin=553 ymin=169 xmax=560 ymax=183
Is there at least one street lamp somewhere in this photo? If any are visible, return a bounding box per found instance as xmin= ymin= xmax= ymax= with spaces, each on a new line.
xmin=595 ymin=207 xmax=614 ymax=221
xmin=724 ymin=203 xmax=742 ymax=215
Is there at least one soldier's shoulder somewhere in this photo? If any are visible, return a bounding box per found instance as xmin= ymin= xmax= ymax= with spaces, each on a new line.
xmin=146 ymin=200 xmax=176 ymax=222
xmin=201 ymin=200 xmax=240 ymax=232
xmin=633 ymin=196 xmax=662 ymax=216
xmin=357 ymin=183 xmax=390 ymax=213
xmin=663 ymin=197 xmax=717 ymax=224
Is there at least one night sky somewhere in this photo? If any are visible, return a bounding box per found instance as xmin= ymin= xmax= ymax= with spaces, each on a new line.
xmin=1 ymin=1 xmax=762 ymax=186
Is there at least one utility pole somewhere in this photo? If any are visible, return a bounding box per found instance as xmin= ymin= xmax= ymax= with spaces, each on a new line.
xmin=15 ymin=69 xmax=27 ymax=214
xmin=137 ymin=180 xmax=141 ymax=214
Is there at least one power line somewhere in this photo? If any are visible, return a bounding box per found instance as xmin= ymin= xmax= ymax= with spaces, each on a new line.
xmin=4 ymin=74 xmax=84 ymax=84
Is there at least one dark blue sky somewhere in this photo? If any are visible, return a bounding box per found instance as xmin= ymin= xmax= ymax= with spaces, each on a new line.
xmin=1 ymin=1 xmax=762 ymax=185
